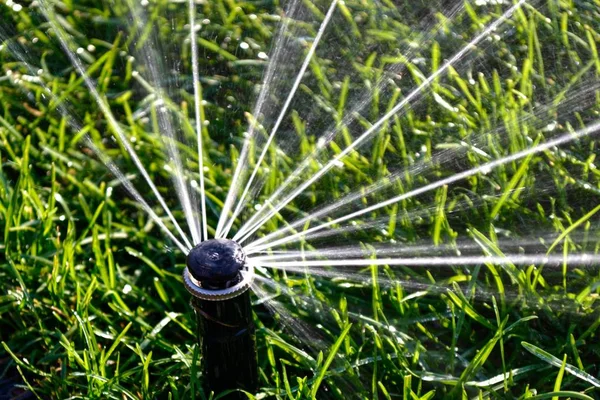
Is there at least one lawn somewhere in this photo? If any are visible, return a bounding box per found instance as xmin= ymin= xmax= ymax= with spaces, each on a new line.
xmin=1 ymin=0 xmax=600 ymax=398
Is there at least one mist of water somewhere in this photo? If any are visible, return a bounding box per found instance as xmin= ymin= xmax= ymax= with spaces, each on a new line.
xmin=216 ymin=1 xmax=469 ymax=240
xmin=241 ymin=78 xmax=600 ymax=251
xmin=233 ymin=0 xmax=528 ymax=243
xmin=35 ymin=0 xmax=195 ymax=249
xmin=0 ymin=24 xmax=192 ymax=252
xmin=214 ymin=0 xmax=306 ymax=238
xmin=247 ymin=119 xmax=600 ymax=252
xmin=218 ymin=0 xmax=340 ymax=239
xmin=121 ymin=0 xmax=203 ymax=244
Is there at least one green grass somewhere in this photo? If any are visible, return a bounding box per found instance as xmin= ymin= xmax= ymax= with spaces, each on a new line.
xmin=1 ymin=0 xmax=600 ymax=398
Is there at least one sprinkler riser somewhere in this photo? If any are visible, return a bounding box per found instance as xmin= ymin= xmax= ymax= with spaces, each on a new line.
xmin=184 ymin=239 xmax=257 ymax=398
xmin=191 ymin=293 xmax=258 ymax=399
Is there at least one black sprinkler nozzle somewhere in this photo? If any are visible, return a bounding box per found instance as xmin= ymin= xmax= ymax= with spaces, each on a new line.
xmin=184 ymin=239 xmax=257 ymax=399
xmin=187 ymin=239 xmax=246 ymax=289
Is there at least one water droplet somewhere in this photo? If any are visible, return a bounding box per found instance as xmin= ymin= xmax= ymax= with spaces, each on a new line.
xmin=480 ymin=166 xmax=491 ymax=175
xmin=544 ymin=121 xmax=557 ymax=132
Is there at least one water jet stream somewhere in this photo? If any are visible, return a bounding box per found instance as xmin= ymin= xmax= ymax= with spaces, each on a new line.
xmin=219 ymin=2 xmax=467 ymax=240
xmin=243 ymin=77 xmax=600 ymax=251
xmin=214 ymin=0 xmax=305 ymax=238
xmin=233 ymin=0 xmax=528 ymax=243
xmin=247 ymin=234 xmax=578 ymax=261
xmin=0 ymin=26 xmax=191 ymax=252
xmin=253 ymin=259 xmax=592 ymax=319
xmin=243 ymin=185 xmax=548 ymax=252
xmin=217 ymin=2 xmax=467 ymax=240
xmin=189 ymin=0 xmax=209 ymax=242
xmin=125 ymin=0 xmax=202 ymax=244
xmin=249 ymin=253 xmax=600 ymax=269
xmin=248 ymin=120 xmax=600 ymax=252
xmin=89 ymin=139 xmax=191 ymax=253
xmin=219 ymin=0 xmax=340 ymax=239
xmin=238 ymin=75 xmax=600 ymax=250
xmin=36 ymin=1 xmax=194 ymax=249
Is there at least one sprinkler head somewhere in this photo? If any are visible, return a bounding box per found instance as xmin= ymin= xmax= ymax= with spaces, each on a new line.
xmin=184 ymin=239 xmax=254 ymax=300
xmin=187 ymin=239 xmax=246 ymax=288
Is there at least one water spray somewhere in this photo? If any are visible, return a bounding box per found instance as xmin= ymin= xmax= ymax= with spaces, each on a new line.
xmin=184 ymin=239 xmax=257 ymax=398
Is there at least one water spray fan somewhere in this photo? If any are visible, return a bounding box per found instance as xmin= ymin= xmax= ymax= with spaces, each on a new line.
xmin=184 ymin=239 xmax=258 ymax=398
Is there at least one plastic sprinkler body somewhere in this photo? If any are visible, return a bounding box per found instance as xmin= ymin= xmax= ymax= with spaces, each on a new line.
xmin=184 ymin=239 xmax=257 ymax=399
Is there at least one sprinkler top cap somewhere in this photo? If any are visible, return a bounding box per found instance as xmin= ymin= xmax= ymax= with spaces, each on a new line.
xmin=186 ymin=239 xmax=246 ymax=288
